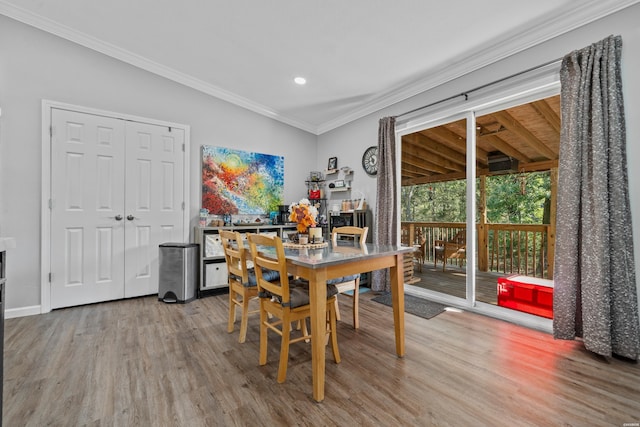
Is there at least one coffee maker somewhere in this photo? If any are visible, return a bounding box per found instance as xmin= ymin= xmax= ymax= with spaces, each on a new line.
xmin=278 ymin=205 xmax=290 ymax=224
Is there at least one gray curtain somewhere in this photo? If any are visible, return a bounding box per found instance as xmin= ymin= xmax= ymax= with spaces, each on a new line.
xmin=554 ymin=35 xmax=640 ymax=360
xmin=371 ymin=116 xmax=397 ymax=292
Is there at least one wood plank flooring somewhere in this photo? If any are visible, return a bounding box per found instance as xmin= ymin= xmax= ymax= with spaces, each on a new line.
xmin=410 ymin=263 xmax=506 ymax=305
xmin=3 ymin=292 xmax=640 ymax=426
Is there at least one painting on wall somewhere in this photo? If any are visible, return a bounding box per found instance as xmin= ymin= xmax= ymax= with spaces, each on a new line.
xmin=201 ymin=146 xmax=284 ymax=215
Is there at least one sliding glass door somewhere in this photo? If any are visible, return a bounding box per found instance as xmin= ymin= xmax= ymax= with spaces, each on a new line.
xmin=398 ymin=77 xmax=560 ymax=330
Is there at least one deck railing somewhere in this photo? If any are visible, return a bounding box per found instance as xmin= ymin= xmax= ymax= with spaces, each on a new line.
xmin=402 ymin=221 xmax=552 ymax=279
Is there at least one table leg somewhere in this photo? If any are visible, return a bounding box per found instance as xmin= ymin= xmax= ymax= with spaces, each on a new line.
xmin=308 ymin=268 xmax=327 ymax=402
xmin=390 ymin=253 xmax=405 ymax=357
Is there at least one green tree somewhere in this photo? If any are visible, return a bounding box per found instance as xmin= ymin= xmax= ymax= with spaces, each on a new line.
xmin=402 ymin=171 xmax=550 ymax=225
xmin=402 ymin=179 xmax=466 ymax=222
xmin=485 ymin=172 xmax=550 ymax=224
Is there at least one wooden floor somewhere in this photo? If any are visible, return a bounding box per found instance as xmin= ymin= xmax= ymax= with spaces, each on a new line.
xmin=4 ymin=292 xmax=640 ymax=426
xmin=410 ymin=261 xmax=505 ymax=305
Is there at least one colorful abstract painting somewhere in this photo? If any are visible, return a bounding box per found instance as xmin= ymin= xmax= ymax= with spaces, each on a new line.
xmin=201 ymin=146 xmax=284 ymax=215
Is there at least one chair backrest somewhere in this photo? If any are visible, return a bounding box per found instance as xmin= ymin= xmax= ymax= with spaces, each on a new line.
xmin=220 ymin=230 xmax=250 ymax=284
xmin=451 ymin=229 xmax=466 ymax=246
xmin=331 ymin=226 xmax=368 ymax=246
xmin=247 ymin=233 xmax=291 ymax=303
xmin=418 ymin=234 xmax=427 ymax=247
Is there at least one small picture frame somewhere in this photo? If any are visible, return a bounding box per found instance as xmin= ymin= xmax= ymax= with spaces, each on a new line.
xmin=309 ymin=171 xmax=323 ymax=182
xmin=333 ymin=179 xmax=345 ymax=188
xmin=327 ymin=157 xmax=338 ymax=171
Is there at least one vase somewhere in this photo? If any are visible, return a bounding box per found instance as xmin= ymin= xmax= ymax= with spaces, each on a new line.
xmin=298 ymin=234 xmax=309 ymax=245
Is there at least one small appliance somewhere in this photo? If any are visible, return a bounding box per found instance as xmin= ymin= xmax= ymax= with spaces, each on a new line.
xmin=278 ymin=205 xmax=290 ymax=224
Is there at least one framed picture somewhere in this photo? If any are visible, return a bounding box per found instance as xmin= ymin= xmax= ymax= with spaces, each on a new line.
xmin=309 ymin=171 xmax=323 ymax=182
xmin=327 ymin=157 xmax=338 ymax=170
xmin=201 ymin=146 xmax=284 ymax=215
xmin=333 ymin=179 xmax=345 ymax=188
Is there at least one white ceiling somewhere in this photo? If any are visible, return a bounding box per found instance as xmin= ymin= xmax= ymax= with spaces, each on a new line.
xmin=1 ymin=0 xmax=637 ymax=134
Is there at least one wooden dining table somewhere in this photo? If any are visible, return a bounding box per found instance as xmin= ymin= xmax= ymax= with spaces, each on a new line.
xmin=283 ymin=241 xmax=415 ymax=402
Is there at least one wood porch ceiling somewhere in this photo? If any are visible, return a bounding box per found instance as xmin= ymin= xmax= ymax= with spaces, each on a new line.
xmin=401 ymin=94 xmax=560 ymax=186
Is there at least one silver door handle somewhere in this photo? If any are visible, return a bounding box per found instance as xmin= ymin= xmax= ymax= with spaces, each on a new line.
xmin=114 ymin=215 xmax=123 ymax=221
xmin=127 ymin=215 xmax=136 ymax=221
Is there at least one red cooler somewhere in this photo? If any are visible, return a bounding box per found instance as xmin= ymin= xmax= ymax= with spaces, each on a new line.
xmin=497 ymin=275 xmax=554 ymax=319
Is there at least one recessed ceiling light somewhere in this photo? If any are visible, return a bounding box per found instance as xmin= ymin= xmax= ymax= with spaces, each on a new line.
xmin=294 ymin=77 xmax=306 ymax=85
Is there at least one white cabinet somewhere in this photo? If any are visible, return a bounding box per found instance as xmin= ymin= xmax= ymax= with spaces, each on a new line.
xmin=194 ymin=225 xmax=296 ymax=295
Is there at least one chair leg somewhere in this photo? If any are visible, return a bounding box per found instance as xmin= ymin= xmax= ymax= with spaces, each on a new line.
xmin=277 ymin=313 xmax=291 ymax=383
xmin=227 ymin=289 xmax=236 ymax=333
xmin=352 ymin=279 xmax=360 ymax=329
xmin=334 ymin=298 xmax=341 ymax=321
xmin=259 ymin=303 xmax=269 ymax=366
xmin=298 ymin=318 xmax=310 ymax=344
xmin=329 ymin=301 xmax=341 ymax=363
xmin=238 ymin=291 xmax=250 ymax=343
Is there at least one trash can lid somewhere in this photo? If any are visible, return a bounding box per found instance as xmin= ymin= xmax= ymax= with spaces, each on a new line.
xmin=159 ymin=242 xmax=199 ymax=248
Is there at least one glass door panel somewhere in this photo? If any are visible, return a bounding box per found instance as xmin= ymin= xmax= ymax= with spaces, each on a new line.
xmin=400 ymin=116 xmax=468 ymax=302
xmin=474 ymin=96 xmax=558 ymax=318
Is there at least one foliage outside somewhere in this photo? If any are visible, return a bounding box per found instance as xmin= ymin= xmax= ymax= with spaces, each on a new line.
xmin=401 ymin=171 xmax=551 ymax=224
xmin=402 ymin=172 xmax=552 ymax=277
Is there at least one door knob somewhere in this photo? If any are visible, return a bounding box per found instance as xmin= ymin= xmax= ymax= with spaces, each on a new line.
xmin=114 ymin=215 xmax=123 ymax=221
xmin=127 ymin=215 xmax=136 ymax=221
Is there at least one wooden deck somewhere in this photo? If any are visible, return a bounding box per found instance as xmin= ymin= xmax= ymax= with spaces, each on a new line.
xmin=408 ymin=260 xmax=506 ymax=305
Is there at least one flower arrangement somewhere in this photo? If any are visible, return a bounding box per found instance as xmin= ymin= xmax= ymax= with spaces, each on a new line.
xmin=288 ymin=198 xmax=318 ymax=233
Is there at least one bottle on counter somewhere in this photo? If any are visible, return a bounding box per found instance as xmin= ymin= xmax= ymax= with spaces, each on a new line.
xmin=199 ymin=208 xmax=209 ymax=227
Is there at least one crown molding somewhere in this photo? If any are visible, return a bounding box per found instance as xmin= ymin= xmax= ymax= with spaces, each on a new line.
xmin=2 ymin=0 xmax=638 ymax=136
xmin=0 ymin=1 xmax=318 ymax=134
xmin=316 ymin=0 xmax=640 ymax=134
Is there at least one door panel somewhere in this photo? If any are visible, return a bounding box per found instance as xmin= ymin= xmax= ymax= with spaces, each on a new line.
xmin=50 ymin=109 xmax=185 ymax=307
xmin=124 ymin=122 xmax=184 ymax=298
xmin=96 ymin=226 xmax=115 ymax=281
xmin=50 ymin=109 xmax=126 ymax=308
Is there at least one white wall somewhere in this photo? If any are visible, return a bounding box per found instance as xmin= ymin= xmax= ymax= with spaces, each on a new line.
xmin=0 ymin=15 xmax=317 ymax=312
xmin=316 ymin=119 xmax=380 ymax=218
xmin=317 ymin=5 xmax=640 ymax=303
xmin=3 ymin=4 xmax=640 ymax=315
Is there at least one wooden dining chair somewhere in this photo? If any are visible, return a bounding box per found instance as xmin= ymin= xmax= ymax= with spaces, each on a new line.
xmin=220 ymin=230 xmax=278 ymax=343
xmin=433 ymin=229 xmax=466 ymax=271
xmin=413 ymin=231 xmax=427 ymax=273
xmin=329 ymin=226 xmax=369 ymax=329
xmin=247 ymin=233 xmax=341 ymax=383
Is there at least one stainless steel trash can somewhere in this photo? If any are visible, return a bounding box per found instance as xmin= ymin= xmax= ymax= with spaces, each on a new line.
xmin=158 ymin=242 xmax=199 ymax=303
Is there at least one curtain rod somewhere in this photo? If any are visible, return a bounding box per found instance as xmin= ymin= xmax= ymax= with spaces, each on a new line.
xmin=396 ymin=57 xmax=562 ymax=119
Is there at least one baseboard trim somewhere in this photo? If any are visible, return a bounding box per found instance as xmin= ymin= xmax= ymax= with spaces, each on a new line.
xmin=5 ymin=305 xmax=42 ymax=319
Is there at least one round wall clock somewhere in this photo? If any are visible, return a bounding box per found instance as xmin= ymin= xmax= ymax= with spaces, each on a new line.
xmin=362 ymin=146 xmax=378 ymax=176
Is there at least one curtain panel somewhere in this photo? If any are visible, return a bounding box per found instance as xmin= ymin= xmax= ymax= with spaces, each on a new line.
xmin=554 ymin=35 xmax=640 ymax=360
xmin=372 ymin=116 xmax=397 ymax=292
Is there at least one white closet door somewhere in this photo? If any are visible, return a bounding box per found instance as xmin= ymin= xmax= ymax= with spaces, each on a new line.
xmin=50 ymin=109 xmax=126 ymax=308
xmin=49 ymin=110 xmax=186 ymax=308
xmin=124 ymin=122 xmax=184 ymax=298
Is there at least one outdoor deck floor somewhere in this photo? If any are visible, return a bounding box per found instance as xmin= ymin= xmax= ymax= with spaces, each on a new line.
xmin=408 ymin=261 xmax=507 ymax=305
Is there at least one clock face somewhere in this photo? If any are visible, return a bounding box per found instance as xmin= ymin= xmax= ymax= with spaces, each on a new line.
xmin=362 ymin=146 xmax=378 ymax=176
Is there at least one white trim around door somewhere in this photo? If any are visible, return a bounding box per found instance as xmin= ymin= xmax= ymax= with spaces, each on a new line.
xmin=40 ymin=100 xmax=191 ymax=313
